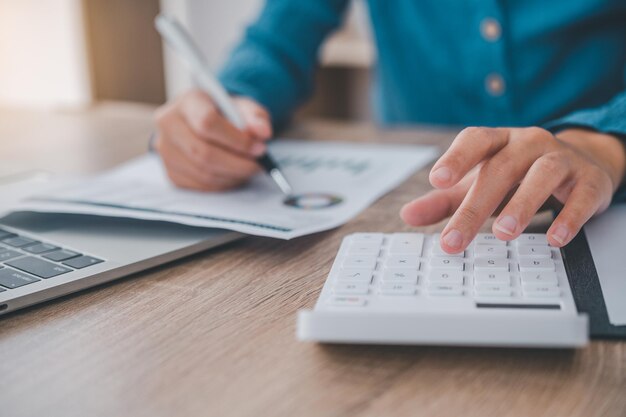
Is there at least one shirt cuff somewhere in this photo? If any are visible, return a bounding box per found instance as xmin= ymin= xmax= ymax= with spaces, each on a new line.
xmin=544 ymin=91 xmax=626 ymax=139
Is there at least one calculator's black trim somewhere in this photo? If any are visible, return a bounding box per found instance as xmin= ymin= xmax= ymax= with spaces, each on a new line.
xmin=560 ymin=228 xmax=626 ymax=339
xmin=476 ymin=303 xmax=561 ymax=310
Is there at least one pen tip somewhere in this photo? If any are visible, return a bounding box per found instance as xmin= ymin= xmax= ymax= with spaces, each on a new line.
xmin=270 ymin=169 xmax=293 ymax=196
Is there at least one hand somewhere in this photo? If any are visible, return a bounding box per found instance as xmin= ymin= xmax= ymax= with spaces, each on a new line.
xmin=401 ymin=127 xmax=626 ymax=253
xmin=154 ymin=89 xmax=272 ymax=191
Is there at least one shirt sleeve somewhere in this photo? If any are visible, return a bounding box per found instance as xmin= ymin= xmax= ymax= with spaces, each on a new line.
xmin=218 ymin=0 xmax=350 ymax=128
xmin=545 ymin=90 xmax=626 ymax=139
xmin=544 ymin=90 xmax=626 ymax=202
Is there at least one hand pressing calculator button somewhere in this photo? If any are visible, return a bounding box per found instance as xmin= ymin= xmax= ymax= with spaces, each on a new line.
xmin=298 ymin=232 xmax=588 ymax=348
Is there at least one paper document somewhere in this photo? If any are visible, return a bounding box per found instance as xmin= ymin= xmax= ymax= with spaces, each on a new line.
xmin=15 ymin=140 xmax=438 ymax=239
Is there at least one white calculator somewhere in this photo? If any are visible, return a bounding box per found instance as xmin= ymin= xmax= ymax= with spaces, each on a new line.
xmin=297 ymin=233 xmax=589 ymax=348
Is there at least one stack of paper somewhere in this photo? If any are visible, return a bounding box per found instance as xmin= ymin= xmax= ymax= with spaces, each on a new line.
xmin=14 ymin=140 xmax=438 ymax=239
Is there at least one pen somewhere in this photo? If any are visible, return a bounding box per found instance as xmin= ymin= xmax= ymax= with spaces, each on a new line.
xmin=155 ymin=14 xmax=293 ymax=196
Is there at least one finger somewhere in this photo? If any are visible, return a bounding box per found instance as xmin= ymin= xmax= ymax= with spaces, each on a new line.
xmin=158 ymin=133 xmax=245 ymax=190
xmin=440 ymin=146 xmax=533 ymax=253
xmin=159 ymin=111 xmax=260 ymax=180
xmin=401 ymin=173 xmax=475 ymax=226
xmin=236 ymin=98 xmax=273 ymax=140
xmin=430 ymin=127 xmax=509 ymax=189
xmin=178 ymin=90 xmax=265 ymax=157
xmin=166 ymin=167 xmax=242 ymax=192
xmin=547 ymin=180 xmax=611 ymax=247
xmin=492 ymin=153 xmax=570 ymax=240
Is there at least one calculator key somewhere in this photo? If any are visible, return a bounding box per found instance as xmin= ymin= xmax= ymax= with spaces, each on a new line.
xmin=390 ymin=233 xmax=424 ymax=243
xmin=348 ymin=242 xmax=381 ymax=256
xmin=351 ymin=233 xmax=384 ymax=245
xmin=389 ymin=233 xmax=424 ymax=255
xmin=326 ymin=296 xmax=367 ymax=307
xmin=474 ymin=234 xmax=506 ymax=246
xmin=333 ymin=282 xmax=369 ymax=295
xmin=517 ymin=245 xmax=551 ymax=259
xmin=474 ymin=271 xmax=511 ymax=285
xmin=0 ymin=249 xmax=23 ymax=262
xmin=523 ymin=286 xmax=560 ymax=298
xmin=474 ymin=245 xmax=508 ymax=258
xmin=43 ymin=249 xmax=81 ymax=262
xmin=474 ymin=284 xmax=512 ymax=297
xmin=518 ymin=258 xmax=555 ymax=272
xmin=520 ymin=271 xmax=558 ymax=285
xmin=428 ymin=270 xmax=464 ymax=285
xmin=429 ymin=257 xmax=464 ymax=270
xmin=380 ymin=283 xmax=417 ymax=296
xmin=337 ymin=269 xmax=373 ymax=283
xmin=389 ymin=241 xmax=423 ymax=255
xmin=474 ymin=258 xmax=509 ymax=271
xmin=523 ymin=281 xmax=559 ymax=291
xmin=430 ymin=244 xmax=464 ymax=257
xmin=385 ymin=255 xmax=419 ymax=269
xmin=0 ymin=268 xmax=40 ymax=289
xmin=2 ymin=236 xmax=38 ymax=248
xmin=22 ymin=243 xmax=60 ymax=254
xmin=515 ymin=234 xmax=548 ymax=245
xmin=382 ymin=269 xmax=418 ymax=283
xmin=427 ymin=284 xmax=463 ymax=296
xmin=7 ymin=257 xmax=72 ymax=279
xmin=343 ymin=255 xmax=377 ymax=269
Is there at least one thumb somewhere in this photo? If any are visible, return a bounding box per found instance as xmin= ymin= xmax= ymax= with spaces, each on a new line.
xmin=235 ymin=97 xmax=273 ymax=141
xmin=400 ymin=189 xmax=456 ymax=227
xmin=400 ymin=175 xmax=473 ymax=226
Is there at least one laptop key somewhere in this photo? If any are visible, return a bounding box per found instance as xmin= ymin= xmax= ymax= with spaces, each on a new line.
xmin=0 ymin=268 xmax=41 ymax=289
xmin=63 ymin=256 xmax=104 ymax=269
xmin=23 ymin=243 xmax=60 ymax=254
xmin=2 ymin=236 xmax=39 ymax=248
xmin=7 ymin=257 xmax=72 ymax=279
xmin=0 ymin=249 xmax=23 ymax=262
xmin=43 ymin=249 xmax=81 ymax=262
xmin=0 ymin=229 xmax=17 ymax=240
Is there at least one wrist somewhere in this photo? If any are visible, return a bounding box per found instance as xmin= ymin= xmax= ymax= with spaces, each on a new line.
xmin=555 ymin=128 xmax=626 ymax=191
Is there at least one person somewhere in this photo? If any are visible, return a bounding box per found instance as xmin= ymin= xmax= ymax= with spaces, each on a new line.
xmin=153 ymin=0 xmax=626 ymax=254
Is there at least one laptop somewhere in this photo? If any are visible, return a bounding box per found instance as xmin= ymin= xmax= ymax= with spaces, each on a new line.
xmin=0 ymin=211 xmax=241 ymax=316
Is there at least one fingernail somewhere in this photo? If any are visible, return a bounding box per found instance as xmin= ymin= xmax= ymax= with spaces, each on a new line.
xmin=551 ymin=225 xmax=569 ymax=245
xmin=251 ymin=142 xmax=266 ymax=156
xmin=431 ymin=167 xmax=452 ymax=183
xmin=494 ymin=215 xmax=517 ymax=236
xmin=443 ymin=229 xmax=463 ymax=249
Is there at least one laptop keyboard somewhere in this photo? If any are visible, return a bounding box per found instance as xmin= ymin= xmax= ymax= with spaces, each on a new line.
xmin=0 ymin=227 xmax=104 ymax=291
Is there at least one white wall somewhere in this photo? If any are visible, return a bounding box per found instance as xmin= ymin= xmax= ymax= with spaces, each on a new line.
xmin=160 ymin=0 xmax=264 ymax=99
xmin=0 ymin=0 xmax=92 ymax=108
xmin=159 ymin=0 xmax=373 ymax=100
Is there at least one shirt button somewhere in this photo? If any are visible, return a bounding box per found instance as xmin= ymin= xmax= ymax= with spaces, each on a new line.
xmin=485 ymin=73 xmax=506 ymax=96
xmin=480 ymin=18 xmax=502 ymax=42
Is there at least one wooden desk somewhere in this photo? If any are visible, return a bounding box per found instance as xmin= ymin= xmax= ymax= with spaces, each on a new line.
xmin=1 ymin=106 xmax=624 ymax=417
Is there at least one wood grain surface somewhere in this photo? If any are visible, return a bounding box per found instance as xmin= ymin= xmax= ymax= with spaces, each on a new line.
xmin=0 ymin=106 xmax=624 ymax=417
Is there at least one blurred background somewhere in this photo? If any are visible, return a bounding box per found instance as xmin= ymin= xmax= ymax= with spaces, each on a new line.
xmin=0 ymin=0 xmax=375 ymax=122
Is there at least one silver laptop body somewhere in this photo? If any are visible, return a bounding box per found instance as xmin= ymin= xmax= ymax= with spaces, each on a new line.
xmin=0 ymin=211 xmax=241 ymax=316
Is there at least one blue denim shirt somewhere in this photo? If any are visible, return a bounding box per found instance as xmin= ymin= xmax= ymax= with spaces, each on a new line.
xmin=220 ymin=0 xmax=626 ymax=136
